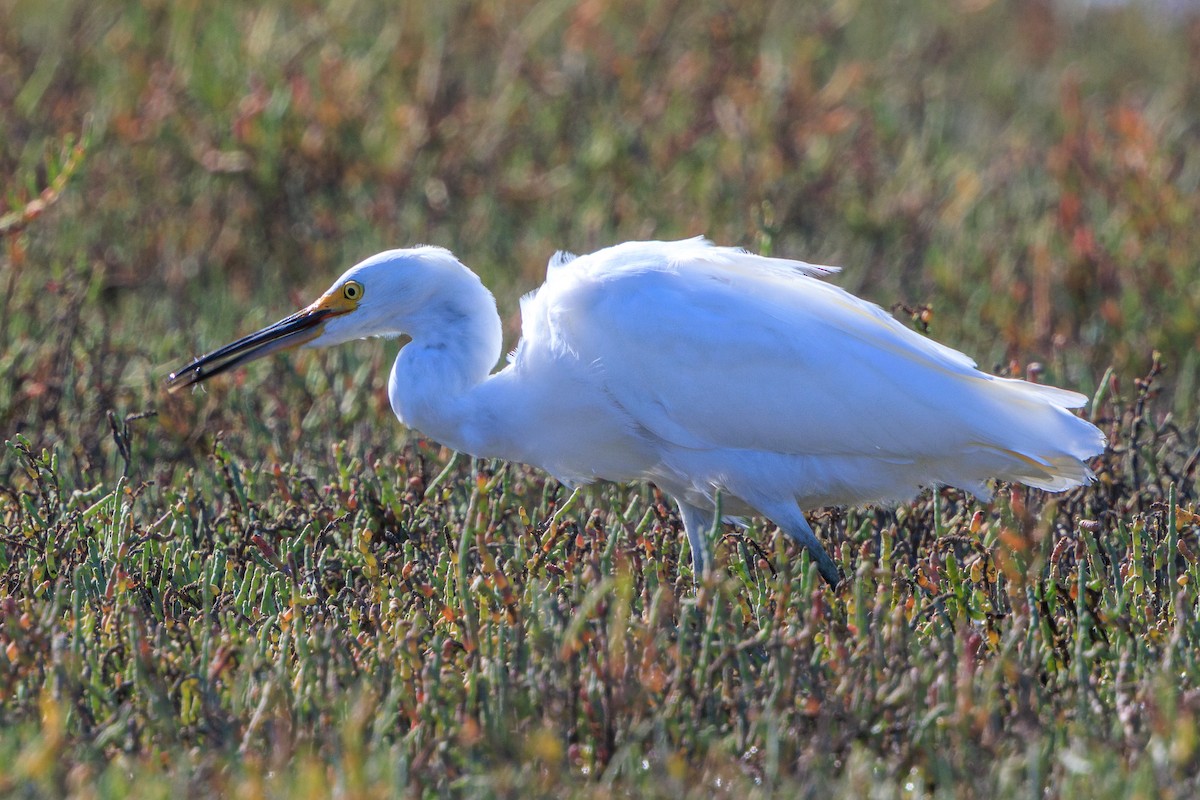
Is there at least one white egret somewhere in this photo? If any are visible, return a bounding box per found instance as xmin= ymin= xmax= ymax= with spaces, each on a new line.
xmin=167 ymin=238 xmax=1106 ymax=586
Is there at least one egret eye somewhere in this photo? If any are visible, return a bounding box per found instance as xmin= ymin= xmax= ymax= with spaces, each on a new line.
xmin=343 ymin=281 xmax=363 ymax=301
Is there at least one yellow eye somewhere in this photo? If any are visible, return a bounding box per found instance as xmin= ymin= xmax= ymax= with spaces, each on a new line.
xmin=343 ymin=281 xmax=363 ymax=301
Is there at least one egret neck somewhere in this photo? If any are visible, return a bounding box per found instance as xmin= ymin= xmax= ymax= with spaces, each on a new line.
xmin=387 ymin=259 xmax=503 ymax=458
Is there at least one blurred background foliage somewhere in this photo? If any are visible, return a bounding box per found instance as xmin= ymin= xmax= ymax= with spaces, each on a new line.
xmin=3 ymin=0 xmax=1200 ymax=475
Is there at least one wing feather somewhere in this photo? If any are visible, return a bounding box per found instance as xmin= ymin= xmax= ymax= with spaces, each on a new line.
xmin=526 ymin=239 xmax=1098 ymax=472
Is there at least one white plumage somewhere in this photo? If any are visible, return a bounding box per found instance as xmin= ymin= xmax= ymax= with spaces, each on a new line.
xmin=168 ymin=237 xmax=1106 ymax=586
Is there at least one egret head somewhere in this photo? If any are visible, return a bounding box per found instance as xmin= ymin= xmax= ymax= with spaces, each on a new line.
xmin=166 ymin=247 xmax=473 ymax=392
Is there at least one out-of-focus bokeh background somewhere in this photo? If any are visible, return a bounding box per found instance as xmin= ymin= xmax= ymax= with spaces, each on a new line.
xmin=3 ymin=0 xmax=1200 ymax=796
xmin=5 ymin=0 xmax=1200 ymax=466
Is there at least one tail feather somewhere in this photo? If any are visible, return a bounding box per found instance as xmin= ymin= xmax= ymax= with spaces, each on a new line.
xmin=987 ymin=447 xmax=1097 ymax=492
xmin=996 ymin=376 xmax=1089 ymax=409
xmin=957 ymin=378 xmax=1105 ymax=495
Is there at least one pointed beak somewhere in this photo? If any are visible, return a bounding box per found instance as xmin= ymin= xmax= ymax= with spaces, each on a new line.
xmin=166 ymin=296 xmax=350 ymax=392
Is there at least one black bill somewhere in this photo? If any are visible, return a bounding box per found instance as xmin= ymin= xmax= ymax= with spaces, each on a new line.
xmin=166 ymin=306 xmax=334 ymax=392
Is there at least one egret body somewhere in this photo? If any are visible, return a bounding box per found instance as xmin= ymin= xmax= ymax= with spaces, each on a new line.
xmin=168 ymin=238 xmax=1106 ymax=586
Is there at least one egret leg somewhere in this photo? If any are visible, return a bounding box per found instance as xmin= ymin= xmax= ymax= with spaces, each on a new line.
xmin=676 ymin=501 xmax=716 ymax=580
xmin=762 ymin=503 xmax=842 ymax=587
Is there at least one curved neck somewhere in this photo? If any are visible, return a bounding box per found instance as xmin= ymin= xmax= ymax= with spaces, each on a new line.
xmin=387 ymin=269 xmax=503 ymax=452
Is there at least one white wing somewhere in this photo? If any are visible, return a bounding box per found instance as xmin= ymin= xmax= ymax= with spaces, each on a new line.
xmin=520 ymin=239 xmax=1102 ymax=497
